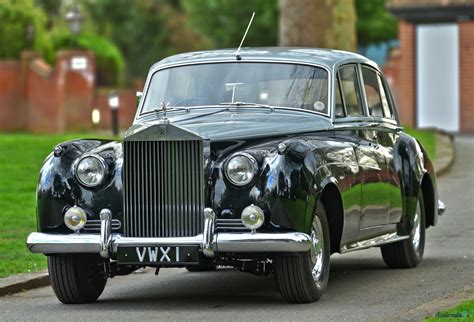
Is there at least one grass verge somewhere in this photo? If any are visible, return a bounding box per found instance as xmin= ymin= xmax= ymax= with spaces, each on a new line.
xmin=425 ymin=300 xmax=474 ymax=321
xmin=405 ymin=127 xmax=437 ymax=161
xmin=0 ymin=133 xmax=115 ymax=278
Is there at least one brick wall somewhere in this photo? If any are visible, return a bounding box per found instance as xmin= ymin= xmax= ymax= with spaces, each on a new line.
xmin=95 ymin=89 xmax=137 ymax=130
xmin=0 ymin=50 xmax=96 ymax=133
xmin=396 ymin=20 xmax=416 ymax=127
xmin=60 ymin=51 xmax=96 ymax=132
xmin=24 ymin=53 xmax=63 ymax=133
xmin=460 ymin=21 xmax=474 ymax=132
xmin=0 ymin=60 xmax=22 ymax=130
xmin=0 ymin=50 xmax=143 ymax=133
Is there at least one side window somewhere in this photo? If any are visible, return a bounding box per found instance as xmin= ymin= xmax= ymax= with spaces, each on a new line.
xmin=339 ymin=66 xmax=364 ymax=117
xmin=361 ymin=67 xmax=384 ymax=118
xmin=377 ymin=74 xmax=393 ymax=119
xmin=335 ymin=75 xmax=345 ymax=117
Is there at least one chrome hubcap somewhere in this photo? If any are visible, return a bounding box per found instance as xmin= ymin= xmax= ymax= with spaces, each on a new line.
xmin=310 ymin=216 xmax=324 ymax=282
xmin=412 ymin=201 xmax=422 ymax=250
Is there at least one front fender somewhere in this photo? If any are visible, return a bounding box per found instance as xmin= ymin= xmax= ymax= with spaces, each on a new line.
xmin=36 ymin=139 xmax=124 ymax=233
xmin=209 ymin=135 xmax=353 ymax=235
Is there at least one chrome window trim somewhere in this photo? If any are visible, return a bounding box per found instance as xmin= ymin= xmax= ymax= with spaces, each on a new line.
xmin=356 ymin=63 xmax=370 ymax=117
xmin=378 ymin=69 xmax=401 ymax=125
xmin=333 ymin=63 xmax=367 ymax=120
xmin=134 ymin=59 xmax=332 ymax=122
xmin=360 ymin=63 xmax=396 ymax=121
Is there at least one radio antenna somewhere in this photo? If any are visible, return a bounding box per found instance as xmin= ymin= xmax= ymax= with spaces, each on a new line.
xmin=235 ymin=12 xmax=255 ymax=61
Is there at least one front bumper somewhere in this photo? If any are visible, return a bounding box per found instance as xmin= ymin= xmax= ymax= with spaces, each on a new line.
xmin=27 ymin=208 xmax=311 ymax=259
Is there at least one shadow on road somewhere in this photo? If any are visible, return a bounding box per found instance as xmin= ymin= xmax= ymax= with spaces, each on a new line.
xmin=35 ymin=253 xmax=452 ymax=310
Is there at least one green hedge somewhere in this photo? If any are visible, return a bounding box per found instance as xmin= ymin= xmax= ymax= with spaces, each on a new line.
xmin=52 ymin=30 xmax=125 ymax=86
xmin=0 ymin=0 xmax=51 ymax=59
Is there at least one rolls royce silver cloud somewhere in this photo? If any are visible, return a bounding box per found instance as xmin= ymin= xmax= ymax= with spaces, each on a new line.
xmin=27 ymin=48 xmax=446 ymax=304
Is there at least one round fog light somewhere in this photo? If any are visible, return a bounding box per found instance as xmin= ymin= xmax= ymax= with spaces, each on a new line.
xmin=241 ymin=205 xmax=264 ymax=231
xmin=64 ymin=206 xmax=87 ymax=231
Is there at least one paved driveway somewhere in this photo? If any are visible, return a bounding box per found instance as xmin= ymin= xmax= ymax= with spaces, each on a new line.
xmin=1 ymin=136 xmax=473 ymax=321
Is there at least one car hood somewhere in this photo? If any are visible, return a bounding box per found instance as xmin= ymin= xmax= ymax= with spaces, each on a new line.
xmin=126 ymin=108 xmax=333 ymax=141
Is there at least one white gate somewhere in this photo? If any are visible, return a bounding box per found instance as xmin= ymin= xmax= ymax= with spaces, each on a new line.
xmin=416 ymin=24 xmax=459 ymax=132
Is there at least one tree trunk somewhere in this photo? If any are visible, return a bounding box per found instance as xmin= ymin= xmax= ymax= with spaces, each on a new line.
xmin=279 ymin=0 xmax=357 ymax=52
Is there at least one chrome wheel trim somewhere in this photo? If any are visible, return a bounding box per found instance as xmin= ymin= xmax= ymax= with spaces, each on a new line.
xmin=309 ymin=216 xmax=325 ymax=282
xmin=411 ymin=201 xmax=422 ymax=251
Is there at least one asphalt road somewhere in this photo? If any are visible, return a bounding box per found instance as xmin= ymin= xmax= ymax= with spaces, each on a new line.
xmin=1 ymin=136 xmax=473 ymax=321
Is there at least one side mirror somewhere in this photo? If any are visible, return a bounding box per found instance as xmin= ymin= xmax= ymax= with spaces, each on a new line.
xmin=136 ymin=91 xmax=143 ymax=108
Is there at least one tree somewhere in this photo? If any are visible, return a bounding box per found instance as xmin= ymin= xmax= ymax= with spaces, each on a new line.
xmin=181 ymin=0 xmax=278 ymax=48
xmin=0 ymin=0 xmax=51 ymax=59
xmin=279 ymin=0 xmax=356 ymax=51
xmin=356 ymin=0 xmax=397 ymax=46
xmin=83 ymin=0 xmax=211 ymax=80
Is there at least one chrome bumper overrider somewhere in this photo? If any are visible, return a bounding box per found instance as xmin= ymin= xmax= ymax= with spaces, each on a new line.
xmin=438 ymin=200 xmax=446 ymax=216
xmin=27 ymin=208 xmax=311 ymax=258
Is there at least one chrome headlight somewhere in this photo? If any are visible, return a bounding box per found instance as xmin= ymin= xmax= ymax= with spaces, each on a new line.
xmin=225 ymin=152 xmax=257 ymax=186
xmin=75 ymin=154 xmax=107 ymax=187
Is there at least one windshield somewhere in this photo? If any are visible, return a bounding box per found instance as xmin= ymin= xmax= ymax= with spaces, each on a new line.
xmin=141 ymin=62 xmax=329 ymax=115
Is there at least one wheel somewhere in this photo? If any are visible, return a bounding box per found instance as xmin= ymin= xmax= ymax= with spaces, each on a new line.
xmin=48 ymin=254 xmax=107 ymax=304
xmin=274 ymin=201 xmax=331 ymax=303
xmin=381 ymin=190 xmax=426 ymax=268
xmin=185 ymin=263 xmax=217 ymax=272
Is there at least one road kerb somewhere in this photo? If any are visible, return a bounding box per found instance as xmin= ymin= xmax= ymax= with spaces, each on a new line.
xmin=434 ymin=131 xmax=455 ymax=177
xmin=383 ymin=283 xmax=474 ymax=321
xmin=0 ymin=271 xmax=50 ymax=296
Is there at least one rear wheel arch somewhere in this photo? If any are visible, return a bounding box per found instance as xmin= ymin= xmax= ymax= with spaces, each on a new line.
xmin=421 ymin=173 xmax=435 ymax=228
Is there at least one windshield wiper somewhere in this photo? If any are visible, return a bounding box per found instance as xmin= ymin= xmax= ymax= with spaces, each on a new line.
xmin=219 ymin=101 xmax=274 ymax=112
xmin=153 ymin=106 xmax=191 ymax=113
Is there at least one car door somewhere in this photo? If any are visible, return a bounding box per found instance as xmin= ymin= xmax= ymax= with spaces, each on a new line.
xmin=335 ymin=65 xmax=390 ymax=232
xmin=363 ymin=68 xmax=404 ymax=224
xmin=359 ymin=65 xmax=396 ymax=227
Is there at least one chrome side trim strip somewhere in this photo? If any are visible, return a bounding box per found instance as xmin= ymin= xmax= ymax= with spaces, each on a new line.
xmin=438 ymin=200 xmax=446 ymax=216
xmin=340 ymin=232 xmax=409 ymax=253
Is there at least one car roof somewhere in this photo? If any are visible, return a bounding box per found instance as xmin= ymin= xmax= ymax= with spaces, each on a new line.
xmin=151 ymin=47 xmax=379 ymax=72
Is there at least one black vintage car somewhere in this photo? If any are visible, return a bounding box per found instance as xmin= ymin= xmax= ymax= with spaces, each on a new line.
xmin=28 ymin=48 xmax=445 ymax=304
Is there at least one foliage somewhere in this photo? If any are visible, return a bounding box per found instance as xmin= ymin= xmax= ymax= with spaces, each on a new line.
xmin=0 ymin=0 xmax=52 ymax=59
xmin=182 ymin=0 xmax=396 ymax=50
xmin=404 ymin=127 xmax=436 ymax=161
xmin=0 ymin=133 xmax=113 ymax=278
xmin=355 ymin=0 xmax=398 ymax=46
xmin=51 ymin=28 xmax=125 ymax=86
xmin=181 ymin=0 xmax=278 ymax=48
xmin=425 ymin=300 xmax=474 ymax=321
xmin=83 ymin=0 xmax=212 ymax=80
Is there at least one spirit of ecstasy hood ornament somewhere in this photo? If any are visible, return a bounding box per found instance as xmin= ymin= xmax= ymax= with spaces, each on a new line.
xmin=154 ymin=101 xmax=170 ymax=124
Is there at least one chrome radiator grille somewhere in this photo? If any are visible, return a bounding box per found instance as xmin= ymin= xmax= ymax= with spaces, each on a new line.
xmin=123 ymin=140 xmax=204 ymax=237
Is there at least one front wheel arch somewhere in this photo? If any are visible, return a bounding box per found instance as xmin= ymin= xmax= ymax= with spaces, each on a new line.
xmin=317 ymin=182 xmax=344 ymax=254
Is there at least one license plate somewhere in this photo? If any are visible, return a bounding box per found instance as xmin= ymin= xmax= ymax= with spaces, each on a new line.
xmin=117 ymin=245 xmax=199 ymax=265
